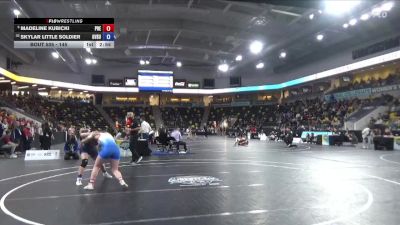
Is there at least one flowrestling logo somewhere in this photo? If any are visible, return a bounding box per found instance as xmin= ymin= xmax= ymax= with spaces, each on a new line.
xmin=168 ymin=176 xmax=222 ymax=186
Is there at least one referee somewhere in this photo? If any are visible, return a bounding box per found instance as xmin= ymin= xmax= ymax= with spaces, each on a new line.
xmin=127 ymin=115 xmax=143 ymax=165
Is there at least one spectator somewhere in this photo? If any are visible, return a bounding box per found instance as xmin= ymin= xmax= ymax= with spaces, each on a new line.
xmin=41 ymin=122 xmax=53 ymax=150
xmin=1 ymin=130 xmax=18 ymax=158
xmin=170 ymin=128 xmax=187 ymax=152
xmin=22 ymin=123 xmax=33 ymax=151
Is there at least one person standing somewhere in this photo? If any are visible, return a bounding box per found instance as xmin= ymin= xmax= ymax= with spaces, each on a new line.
xmin=362 ymin=126 xmax=372 ymax=149
xmin=128 ymin=115 xmax=143 ymax=165
xmin=42 ymin=122 xmax=53 ymax=150
xmin=203 ymin=124 xmax=208 ymax=138
xmin=139 ymin=116 xmax=152 ymax=141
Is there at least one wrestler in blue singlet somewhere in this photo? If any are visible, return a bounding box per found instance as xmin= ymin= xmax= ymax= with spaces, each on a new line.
xmin=98 ymin=132 xmax=121 ymax=160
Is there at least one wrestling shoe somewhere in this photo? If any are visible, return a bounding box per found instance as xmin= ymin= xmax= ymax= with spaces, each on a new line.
xmin=103 ymin=172 xmax=113 ymax=179
xmin=83 ymin=183 xmax=94 ymax=190
xmin=119 ymin=180 xmax=129 ymax=189
xmin=135 ymin=156 xmax=143 ymax=164
xmin=76 ymin=178 xmax=83 ymax=186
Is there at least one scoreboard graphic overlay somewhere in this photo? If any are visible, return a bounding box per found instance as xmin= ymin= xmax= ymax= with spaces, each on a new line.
xmin=14 ymin=18 xmax=114 ymax=49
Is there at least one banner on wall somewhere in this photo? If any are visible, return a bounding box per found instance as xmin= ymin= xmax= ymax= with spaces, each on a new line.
xmin=371 ymin=84 xmax=400 ymax=94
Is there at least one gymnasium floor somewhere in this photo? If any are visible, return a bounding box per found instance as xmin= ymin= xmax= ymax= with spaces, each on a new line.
xmin=1 ymin=136 xmax=400 ymax=225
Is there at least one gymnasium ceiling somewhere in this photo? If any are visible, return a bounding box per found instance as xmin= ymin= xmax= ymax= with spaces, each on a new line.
xmin=0 ymin=0 xmax=399 ymax=76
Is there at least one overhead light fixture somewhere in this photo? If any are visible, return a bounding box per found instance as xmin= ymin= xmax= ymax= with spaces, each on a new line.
xmin=360 ymin=13 xmax=370 ymax=21
xmin=51 ymin=86 xmax=58 ymax=89
xmin=139 ymin=59 xmax=145 ymax=65
xmin=11 ymin=81 xmax=16 ymax=85
xmin=38 ymin=87 xmax=46 ymax=90
xmin=218 ymin=63 xmax=229 ymax=72
xmin=17 ymin=86 xmax=29 ymax=89
xmin=69 ymin=91 xmax=73 ymax=94
xmin=371 ymin=7 xmax=382 ymax=16
xmin=85 ymin=58 xmax=92 ymax=65
xmin=381 ymin=2 xmax=394 ymax=11
xmin=32 ymin=84 xmax=37 ymax=87
xmin=349 ymin=18 xmax=357 ymax=26
xmin=0 ymin=77 xmax=4 ymax=80
xmin=235 ymin=55 xmax=242 ymax=61
xmin=324 ymin=0 xmax=361 ymax=16
xmin=279 ymin=51 xmax=287 ymax=59
xmin=92 ymin=59 xmax=97 ymax=64
xmin=58 ymin=90 xmax=62 ymax=94
xmin=145 ymin=60 xmax=150 ymax=65
xmin=316 ymin=34 xmax=324 ymax=41
xmin=343 ymin=23 xmax=349 ymax=28
xmin=249 ymin=40 xmax=263 ymax=54
xmin=0 ymin=80 xmax=11 ymax=83
xmin=256 ymin=62 xmax=264 ymax=69
xmin=68 ymin=89 xmax=73 ymax=91
xmin=309 ymin=14 xmax=314 ymax=20
xmin=83 ymin=90 xmax=88 ymax=93
xmin=176 ymin=61 xmax=182 ymax=67
xmin=80 ymin=92 xmax=83 ymax=95
xmin=13 ymin=9 xmax=21 ymax=17
xmin=51 ymin=52 xmax=59 ymax=59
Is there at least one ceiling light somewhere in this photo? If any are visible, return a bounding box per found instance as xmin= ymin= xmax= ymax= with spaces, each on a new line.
xmin=51 ymin=52 xmax=59 ymax=59
xmin=51 ymin=86 xmax=58 ymax=89
xmin=381 ymin=2 xmax=394 ymax=11
xmin=256 ymin=62 xmax=264 ymax=69
xmin=371 ymin=7 xmax=382 ymax=16
xmin=309 ymin=14 xmax=314 ymax=20
xmin=0 ymin=80 xmax=10 ymax=83
xmin=218 ymin=63 xmax=229 ymax=72
xmin=235 ymin=55 xmax=242 ymax=61
xmin=279 ymin=51 xmax=287 ymax=58
xmin=249 ymin=40 xmax=263 ymax=54
xmin=58 ymin=90 xmax=62 ymax=93
xmin=32 ymin=84 xmax=37 ymax=87
xmin=68 ymin=89 xmax=73 ymax=91
xmin=18 ymin=86 xmax=29 ymax=89
xmin=69 ymin=91 xmax=73 ymax=94
xmin=13 ymin=9 xmax=21 ymax=17
xmin=83 ymin=90 xmax=88 ymax=93
xmin=80 ymin=92 xmax=83 ymax=95
xmin=176 ymin=61 xmax=182 ymax=67
xmin=0 ymin=77 xmax=4 ymax=80
xmin=11 ymin=81 xmax=16 ymax=85
xmin=343 ymin=23 xmax=349 ymax=28
xmin=360 ymin=13 xmax=370 ymax=21
xmin=139 ymin=59 xmax=145 ymax=65
xmin=349 ymin=18 xmax=357 ymax=26
xmin=145 ymin=60 xmax=150 ymax=65
xmin=316 ymin=34 xmax=324 ymax=41
xmin=92 ymin=59 xmax=97 ymax=64
xmin=38 ymin=87 xmax=46 ymax=90
xmin=324 ymin=0 xmax=361 ymax=16
xmin=85 ymin=58 xmax=92 ymax=64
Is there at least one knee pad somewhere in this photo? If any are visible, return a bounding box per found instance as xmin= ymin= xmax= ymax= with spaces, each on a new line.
xmin=80 ymin=159 xmax=89 ymax=168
